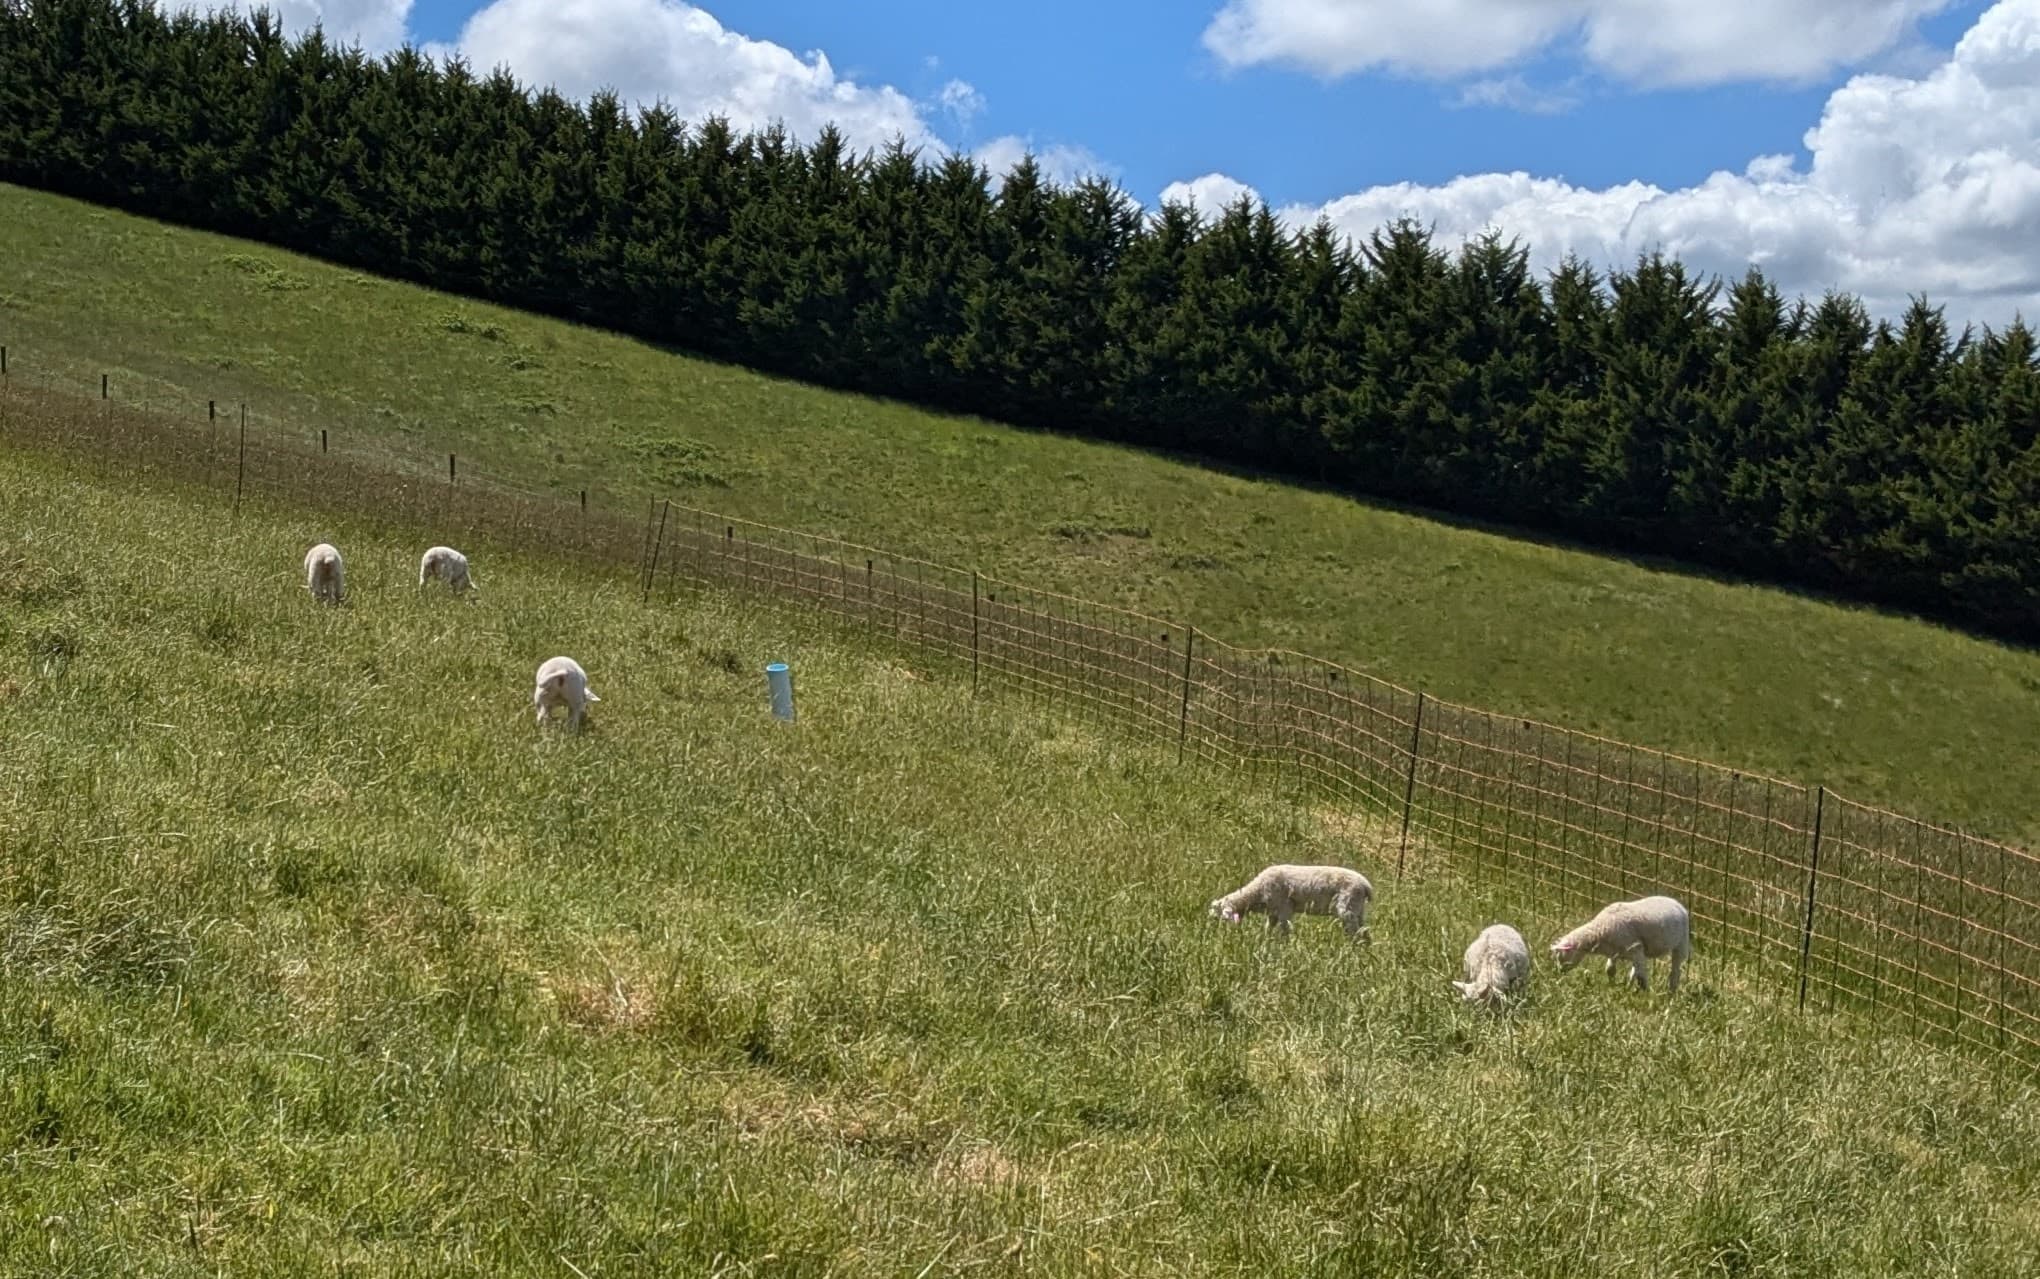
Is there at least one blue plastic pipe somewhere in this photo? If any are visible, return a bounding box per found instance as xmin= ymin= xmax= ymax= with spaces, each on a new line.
xmin=766 ymin=661 xmax=796 ymax=722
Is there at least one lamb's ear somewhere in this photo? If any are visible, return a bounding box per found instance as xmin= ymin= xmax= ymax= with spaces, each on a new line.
xmin=1450 ymin=980 xmax=1471 ymax=995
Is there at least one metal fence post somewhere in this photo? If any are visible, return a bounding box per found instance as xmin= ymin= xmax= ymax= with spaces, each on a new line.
xmin=1177 ymin=627 xmax=1196 ymax=764
xmin=643 ymin=500 xmax=670 ymax=603
xmin=1397 ymin=691 xmax=1426 ymax=880
xmin=971 ymin=571 xmax=981 ymax=697
xmin=1997 ymin=840 xmax=2009 ymax=1054
xmin=637 ymin=499 xmax=658 ymax=585
xmin=234 ymin=405 xmax=247 ymax=515
xmin=1797 ymin=785 xmax=1827 ymax=1012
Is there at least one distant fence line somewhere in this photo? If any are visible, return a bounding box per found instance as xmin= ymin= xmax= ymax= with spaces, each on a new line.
xmin=2 ymin=354 xmax=2036 ymax=1074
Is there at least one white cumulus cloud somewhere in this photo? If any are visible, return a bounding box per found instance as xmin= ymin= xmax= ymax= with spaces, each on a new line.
xmin=431 ymin=0 xmax=941 ymax=154
xmin=1170 ymin=0 xmax=2040 ymax=326
xmin=425 ymin=0 xmax=1108 ymax=182
xmin=938 ymin=78 xmax=987 ymax=128
xmin=973 ymin=136 xmax=1116 ymax=191
xmin=1157 ymin=173 xmax=1261 ymax=217
xmin=172 ymin=0 xmax=413 ymax=54
xmin=1202 ymin=0 xmax=1960 ymax=88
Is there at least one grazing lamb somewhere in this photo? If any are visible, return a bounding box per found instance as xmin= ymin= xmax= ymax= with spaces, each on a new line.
xmin=418 ymin=545 xmax=475 ymax=595
xmin=1550 ymin=894 xmax=1692 ymax=992
xmin=1208 ymin=864 xmax=1372 ymax=943
xmin=303 ymin=542 xmax=344 ymax=605
xmin=532 ymin=655 xmax=600 ymax=730
xmin=1453 ymin=923 xmax=1531 ymax=1009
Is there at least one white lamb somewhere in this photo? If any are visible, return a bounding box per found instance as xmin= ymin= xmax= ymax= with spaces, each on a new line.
xmin=533 ymin=655 xmax=600 ymax=731
xmin=303 ymin=542 xmax=344 ymax=605
xmin=1549 ymin=894 xmax=1692 ymax=992
xmin=1208 ymin=863 xmax=1372 ymax=943
xmin=418 ymin=545 xmax=476 ymax=595
xmin=1452 ymin=923 xmax=1531 ymax=1008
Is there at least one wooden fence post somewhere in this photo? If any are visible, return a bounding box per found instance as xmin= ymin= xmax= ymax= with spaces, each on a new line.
xmin=971 ymin=571 xmax=981 ymax=697
xmin=1177 ymin=627 xmax=1196 ymax=764
xmin=1797 ymin=785 xmax=1827 ymax=1012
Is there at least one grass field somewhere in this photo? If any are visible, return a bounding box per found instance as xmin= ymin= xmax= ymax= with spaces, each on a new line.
xmin=5 ymin=181 xmax=2040 ymax=853
xmin=4 ymin=440 xmax=2038 ymax=1276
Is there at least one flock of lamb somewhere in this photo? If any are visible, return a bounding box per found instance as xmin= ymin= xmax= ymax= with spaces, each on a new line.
xmin=301 ymin=539 xmax=602 ymax=730
xmin=1207 ymin=862 xmax=1694 ymax=1006
xmin=303 ymin=538 xmax=1693 ymax=1008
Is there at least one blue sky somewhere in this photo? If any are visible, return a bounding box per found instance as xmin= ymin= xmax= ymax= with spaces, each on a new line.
xmin=208 ymin=1 xmax=2040 ymax=324
xmin=484 ymin=0 xmax=1979 ymax=204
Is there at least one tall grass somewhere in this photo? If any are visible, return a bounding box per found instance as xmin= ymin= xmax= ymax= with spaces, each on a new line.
xmin=6 ymin=182 xmax=2040 ymax=849
xmin=2 ymin=445 xmax=2036 ymax=1275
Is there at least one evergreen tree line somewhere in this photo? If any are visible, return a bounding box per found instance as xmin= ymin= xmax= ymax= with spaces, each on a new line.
xmin=6 ymin=0 xmax=2040 ymax=640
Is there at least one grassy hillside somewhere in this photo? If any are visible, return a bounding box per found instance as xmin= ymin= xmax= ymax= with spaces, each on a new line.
xmin=4 ymin=183 xmax=2040 ymax=847
xmin=3 ymin=441 xmax=2037 ymax=1275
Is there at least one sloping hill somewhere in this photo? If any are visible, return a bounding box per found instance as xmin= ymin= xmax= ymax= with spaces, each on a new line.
xmin=4 ymin=182 xmax=2039 ymax=846
xmin=2 ymin=437 xmax=2036 ymax=1275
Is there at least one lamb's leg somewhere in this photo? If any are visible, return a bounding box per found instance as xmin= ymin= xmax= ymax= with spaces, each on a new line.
xmin=534 ymin=699 xmax=549 ymax=729
xmin=1667 ymin=948 xmax=1684 ymax=993
xmin=1268 ymin=908 xmax=1292 ymax=940
xmin=1629 ymin=945 xmax=1649 ymax=991
xmin=1337 ymin=889 xmax=1370 ymax=943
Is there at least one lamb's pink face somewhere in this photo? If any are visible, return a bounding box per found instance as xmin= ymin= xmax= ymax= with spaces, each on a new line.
xmin=1550 ymin=939 xmax=1582 ymax=970
xmin=1209 ymin=900 xmax=1241 ymax=924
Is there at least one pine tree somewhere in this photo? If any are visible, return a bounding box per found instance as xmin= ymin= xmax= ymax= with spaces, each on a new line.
xmin=2 ymin=0 xmax=2036 ymax=638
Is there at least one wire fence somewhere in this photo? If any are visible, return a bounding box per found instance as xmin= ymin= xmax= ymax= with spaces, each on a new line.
xmin=2 ymin=352 xmax=2035 ymax=1074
